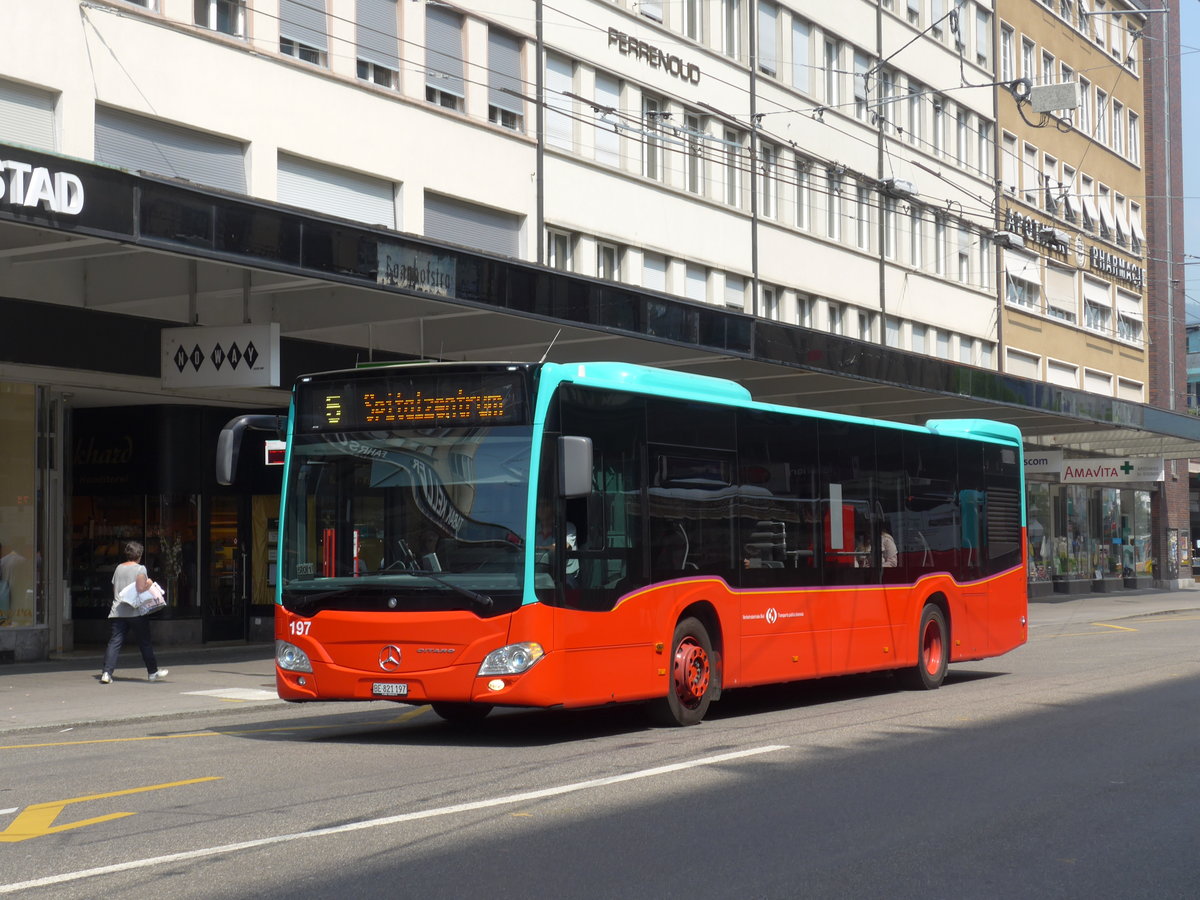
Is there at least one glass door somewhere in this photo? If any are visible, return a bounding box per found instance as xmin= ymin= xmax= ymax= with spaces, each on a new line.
xmin=206 ymin=495 xmax=245 ymax=641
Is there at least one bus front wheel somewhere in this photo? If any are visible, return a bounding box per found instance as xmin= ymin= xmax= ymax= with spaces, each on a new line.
xmin=649 ymin=617 xmax=714 ymax=726
xmin=897 ymin=604 xmax=949 ymax=690
xmin=431 ymin=701 xmax=493 ymax=723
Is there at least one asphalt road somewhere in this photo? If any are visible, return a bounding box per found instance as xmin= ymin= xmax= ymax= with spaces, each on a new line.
xmin=3 ymin=609 xmax=1198 ymax=899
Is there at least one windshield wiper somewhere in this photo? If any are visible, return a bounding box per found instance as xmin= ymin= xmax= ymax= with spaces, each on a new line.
xmin=407 ymin=569 xmax=493 ymax=609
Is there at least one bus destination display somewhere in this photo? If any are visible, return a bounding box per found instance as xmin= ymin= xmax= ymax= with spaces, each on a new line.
xmin=301 ymin=371 xmax=527 ymax=431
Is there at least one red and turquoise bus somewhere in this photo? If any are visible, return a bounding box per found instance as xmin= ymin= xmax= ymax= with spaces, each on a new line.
xmin=218 ymin=361 xmax=1027 ymax=725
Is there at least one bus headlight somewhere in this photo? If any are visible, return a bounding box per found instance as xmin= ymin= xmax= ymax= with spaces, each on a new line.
xmin=276 ymin=640 xmax=313 ymax=673
xmin=478 ymin=642 xmax=544 ymax=676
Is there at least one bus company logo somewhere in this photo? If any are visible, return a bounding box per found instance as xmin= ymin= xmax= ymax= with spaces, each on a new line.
xmin=765 ymin=607 xmax=778 ymax=625
xmin=378 ymin=645 xmax=402 ymax=671
xmin=743 ymin=608 xmax=804 ymax=624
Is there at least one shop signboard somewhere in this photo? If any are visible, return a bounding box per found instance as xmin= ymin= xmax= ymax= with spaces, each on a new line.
xmin=161 ymin=323 xmax=280 ymax=389
xmin=1023 ymin=450 xmax=1063 ymax=475
xmin=1060 ymin=457 xmax=1164 ymax=484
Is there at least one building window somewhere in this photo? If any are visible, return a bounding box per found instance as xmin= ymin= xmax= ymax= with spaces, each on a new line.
xmin=1005 ymin=252 xmax=1040 ymax=309
xmin=828 ymin=301 xmax=844 ymax=335
xmin=907 ymin=80 xmax=923 ymax=145
xmin=547 ymin=230 xmax=572 ymax=271
xmin=936 ymin=330 xmax=950 ymax=359
xmin=884 ymin=197 xmax=897 ymax=259
xmin=1117 ymin=314 xmax=1142 ymax=344
xmin=907 ymin=0 xmax=920 ymax=27
xmin=859 ymin=309 xmax=877 ymax=342
xmin=1041 ymin=50 xmax=1055 ymax=86
xmin=279 ymin=0 xmax=327 ymax=66
xmin=1095 ymin=90 xmax=1108 ymax=144
xmin=912 ymin=322 xmax=927 ymax=353
xmin=960 ymin=337 xmax=975 ymax=365
xmin=1112 ymin=100 xmax=1124 ymax=156
xmin=643 ymin=94 xmax=664 ymax=181
xmin=643 ymin=252 xmax=667 ymax=292
xmin=797 ymin=292 xmax=815 ymax=327
xmin=824 ymin=39 xmax=840 ymax=107
xmin=956 ymin=226 xmax=970 ymax=283
xmin=594 ymin=73 xmax=621 ymax=166
xmin=759 ymin=143 xmax=777 ymax=218
xmin=1085 ymin=301 xmax=1111 ymax=333
xmin=426 ymin=5 xmax=465 ymax=112
xmin=826 ymin=167 xmax=842 ymax=241
xmin=1021 ymin=36 xmax=1035 ymax=81
xmin=1128 ymin=111 xmax=1140 ymax=164
xmin=885 ymin=316 xmax=901 ymax=347
xmin=955 ymin=109 xmax=969 ymax=166
xmin=910 ymin=207 xmax=923 ymax=268
xmin=975 ymin=7 xmax=992 ymax=68
xmin=489 ymin=30 xmax=525 ymax=131
xmin=792 ymin=18 xmax=812 ymax=95
xmin=762 ymin=284 xmax=780 ymax=320
xmin=1023 ymin=143 xmax=1040 ymax=205
xmin=932 ymin=96 xmax=946 ymax=157
xmin=853 ymin=51 xmax=870 ymax=120
xmin=725 ymin=129 xmax=742 ymax=207
xmin=795 ymin=163 xmax=811 ymax=230
xmin=685 ymin=264 xmax=707 ymax=302
xmin=356 ymin=0 xmax=399 ymax=88
xmin=597 ymin=242 xmax=621 ymax=280
xmin=977 ymin=120 xmax=993 ymax=177
xmin=685 ymin=112 xmax=705 ymax=195
xmin=855 ymin=184 xmax=871 ymax=250
xmin=758 ymin=2 xmax=779 ymax=76
xmin=685 ymin=0 xmax=704 ymax=42
xmin=725 ymin=273 xmax=746 ymax=309
xmin=545 ymin=54 xmax=574 ymax=150
xmin=724 ymin=0 xmax=741 ymax=59
xmin=195 ymin=0 xmax=245 ymax=36
xmin=641 ymin=0 xmax=663 ymax=23
xmin=1000 ymin=23 xmax=1014 ymax=83
xmin=934 ymin=216 xmax=947 ymax=275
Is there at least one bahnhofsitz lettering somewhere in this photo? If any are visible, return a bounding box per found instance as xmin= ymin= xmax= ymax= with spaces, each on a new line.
xmin=608 ymin=27 xmax=701 ymax=83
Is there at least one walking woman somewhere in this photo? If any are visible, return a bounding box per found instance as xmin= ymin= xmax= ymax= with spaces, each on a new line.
xmin=100 ymin=540 xmax=169 ymax=684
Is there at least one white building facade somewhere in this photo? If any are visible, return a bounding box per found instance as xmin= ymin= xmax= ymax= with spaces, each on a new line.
xmin=1 ymin=0 xmax=1001 ymax=368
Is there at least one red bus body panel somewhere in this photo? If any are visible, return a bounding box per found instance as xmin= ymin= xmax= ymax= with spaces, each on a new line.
xmin=276 ymin=565 xmax=1027 ymax=708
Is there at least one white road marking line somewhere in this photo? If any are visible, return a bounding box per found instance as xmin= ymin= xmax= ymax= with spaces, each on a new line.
xmin=181 ymin=688 xmax=280 ymax=701
xmin=0 ymin=744 xmax=788 ymax=894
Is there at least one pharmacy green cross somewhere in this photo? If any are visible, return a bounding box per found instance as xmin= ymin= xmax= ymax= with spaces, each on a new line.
xmin=1120 ymin=461 xmax=1135 ymax=475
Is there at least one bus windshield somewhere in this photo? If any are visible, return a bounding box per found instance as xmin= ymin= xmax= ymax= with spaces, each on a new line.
xmin=281 ymin=425 xmax=533 ymax=613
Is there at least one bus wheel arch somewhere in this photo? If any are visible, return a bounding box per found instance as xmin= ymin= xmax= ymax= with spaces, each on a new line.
xmin=897 ymin=595 xmax=950 ymax=691
xmin=648 ymin=608 xmax=720 ymax=726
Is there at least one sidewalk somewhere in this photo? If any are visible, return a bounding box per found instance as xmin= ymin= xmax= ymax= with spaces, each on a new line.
xmin=2 ymin=588 xmax=1199 ymax=736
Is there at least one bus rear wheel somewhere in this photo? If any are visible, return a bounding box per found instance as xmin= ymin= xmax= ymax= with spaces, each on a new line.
xmin=897 ymin=604 xmax=948 ymax=690
xmin=431 ymin=701 xmax=493 ymax=723
xmin=648 ymin=617 xmax=714 ymax=726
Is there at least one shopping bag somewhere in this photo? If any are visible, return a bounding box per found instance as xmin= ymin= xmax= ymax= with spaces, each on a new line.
xmin=117 ymin=581 xmax=140 ymax=607
xmin=136 ymin=582 xmax=166 ymax=615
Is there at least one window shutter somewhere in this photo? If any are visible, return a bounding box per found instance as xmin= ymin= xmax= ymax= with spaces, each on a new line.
xmin=95 ymin=106 xmax=246 ymax=193
xmin=280 ymin=0 xmax=328 ymax=52
xmin=758 ymin=3 xmax=778 ymax=74
xmin=357 ymin=0 xmax=399 ymax=70
xmin=426 ymin=6 xmax=465 ymax=97
xmin=0 ymin=80 xmax=55 ymax=152
xmin=545 ymin=54 xmax=574 ymax=149
xmin=423 ymin=193 xmax=520 ymax=257
xmin=277 ymin=154 xmax=395 ymax=228
xmin=488 ymin=30 xmax=524 ymax=114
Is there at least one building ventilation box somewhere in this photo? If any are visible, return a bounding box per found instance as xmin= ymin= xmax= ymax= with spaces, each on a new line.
xmin=1029 ymin=81 xmax=1081 ymax=114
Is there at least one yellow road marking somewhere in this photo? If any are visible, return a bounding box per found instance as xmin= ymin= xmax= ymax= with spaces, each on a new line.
xmin=1091 ymin=622 xmax=1138 ymax=632
xmin=0 ymin=778 xmax=220 ymax=843
xmin=386 ymin=706 xmax=431 ymax=724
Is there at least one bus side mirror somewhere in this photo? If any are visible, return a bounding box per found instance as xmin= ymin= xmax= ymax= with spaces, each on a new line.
xmin=217 ymin=414 xmax=286 ymax=485
xmin=558 ymin=435 xmax=593 ymax=499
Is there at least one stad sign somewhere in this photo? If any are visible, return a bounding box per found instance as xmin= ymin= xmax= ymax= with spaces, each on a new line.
xmin=161 ymin=323 xmax=280 ymax=389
